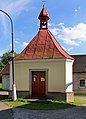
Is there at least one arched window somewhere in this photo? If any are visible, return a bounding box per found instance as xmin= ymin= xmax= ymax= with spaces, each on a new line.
xmin=42 ymin=21 xmax=47 ymax=28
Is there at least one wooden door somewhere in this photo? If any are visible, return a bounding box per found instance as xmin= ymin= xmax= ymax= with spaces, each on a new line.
xmin=32 ymin=71 xmax=46 ymax=97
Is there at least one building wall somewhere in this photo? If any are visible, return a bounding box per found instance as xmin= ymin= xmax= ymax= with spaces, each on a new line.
xmin=9 ymin=59 xmax=74 ymax=101
xmin=65 ymin=60 xmax=73 ymax=92
xmin=14 ymin=61 xmax=65 ymax=93
xmin=73 ymin=73 xmax=86 ymax=93
xmin=2 ymin=75 xmax=10 ymax=90
xmin=0 ymin=76 xmax=2 ymax=83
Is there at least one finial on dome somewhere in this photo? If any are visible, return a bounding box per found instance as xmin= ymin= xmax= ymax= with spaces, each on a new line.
xmin=39 ymin=1 xmax=50 ymax=29
xmin=42 ymin=0 xmax=46 ymax=8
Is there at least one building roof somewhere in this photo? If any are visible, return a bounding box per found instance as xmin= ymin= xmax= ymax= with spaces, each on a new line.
xmin=38 ymin=7 xmax=50 ymax=20
xmin=71 ymin=55 xmax=86 ymax=73
xmin=15 ymin=29 xmax=74 ymax=60
xmin=15 ymin=7 xmax=73 ymax=61
xmin=1 ymin=63 xmax=10 ymax=75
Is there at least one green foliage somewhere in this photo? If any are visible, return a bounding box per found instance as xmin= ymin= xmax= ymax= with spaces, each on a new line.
xmin=0 ymin=52 xmax=18 ymax=70
xmin=74 ymin=98 xmax=86 ymax=105
xmin=0 ymin=61 xmax=5 ymax=69
xmin=3 ymin=98 xmax=75 ymax=110
xmin=0 ymin=83 xmax=2 ymax=89
xmin=2 ymin=96 xmax=86 ymax=110
xmin=17 ymin=98 xmax=28 ymax=103
xmin=1 ymin=52 xmax=18 ymax=65
xmin=1 ymin=52 xmax=11 ymax=65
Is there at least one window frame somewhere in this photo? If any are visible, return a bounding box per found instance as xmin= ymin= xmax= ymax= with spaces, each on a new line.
xmin=79 ymin=79 xmax=86 ymax=88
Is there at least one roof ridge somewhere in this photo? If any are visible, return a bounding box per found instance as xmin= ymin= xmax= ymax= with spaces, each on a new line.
xmin=32 ymin=31 xmax=40 ymax=59
xmin=42 ymin=29 xmax=48 ymax=58
xmin=48 ymin=30 xmax=74 ymax=60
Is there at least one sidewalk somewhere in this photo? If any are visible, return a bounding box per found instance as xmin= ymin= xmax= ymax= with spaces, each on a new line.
xmin=0 ymin=91 xmax=9 ymax=96
xmin=0 ymin=101 xmax=12 ymax=111
xmin=0 ymin=101 xmax=13 ymax=119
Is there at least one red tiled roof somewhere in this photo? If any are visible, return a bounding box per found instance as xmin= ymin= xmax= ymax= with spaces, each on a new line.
xmin=15 ymin=29 xmax=74 ymax=60
xmin=1 ymin=63 xmax=10 ymax=75
xmin=71 ymin=55 xmax=86 ymax=73
xmin=38 ymin=7 xmax=50 ymax=20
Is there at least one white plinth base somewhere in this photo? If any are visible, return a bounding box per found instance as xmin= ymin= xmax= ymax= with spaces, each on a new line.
xmin=12 ymin=84 xmax=17 ymax=101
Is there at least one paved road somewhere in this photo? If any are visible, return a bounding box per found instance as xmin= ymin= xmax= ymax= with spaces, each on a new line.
xmin=0 ymin=102 xmax=86 ymax=119
xmin=12 ymin=106 xmax=86 ymax=119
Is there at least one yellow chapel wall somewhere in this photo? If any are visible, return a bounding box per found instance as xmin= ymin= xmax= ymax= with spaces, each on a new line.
xmin=14 ymin=61 xmax=65 ymax=93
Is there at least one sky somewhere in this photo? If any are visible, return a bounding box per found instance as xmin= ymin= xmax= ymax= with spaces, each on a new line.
xmin=0 ymin=0 xmax=86 ymax=56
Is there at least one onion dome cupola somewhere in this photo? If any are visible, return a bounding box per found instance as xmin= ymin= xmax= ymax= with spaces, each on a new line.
xmin=38 ymin=6 xmax=50 ymax=29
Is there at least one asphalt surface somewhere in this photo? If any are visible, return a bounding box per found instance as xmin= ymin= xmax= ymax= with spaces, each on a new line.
xmin=12 ymin=106 xmax=86 ymax=119
xmin=0 ymin=102 xmax=86 ymax=119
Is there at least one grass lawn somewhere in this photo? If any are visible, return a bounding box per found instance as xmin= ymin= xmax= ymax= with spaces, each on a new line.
xmin=74 ymin=94 xmax=86 ymax=105
xmin=1 ymin=98 xmax=76 ymax=110
xmin=0 ymin=83 xmax=2 ymax=90
xmin=1 ymin=95 xmax=86 ymax=110
xmin=74 ymin=98 xmax=86 ymax=105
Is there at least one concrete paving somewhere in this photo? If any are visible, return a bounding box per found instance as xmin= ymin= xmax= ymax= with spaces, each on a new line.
xmin=0 ymin=101 xmax=86 ymax=119
xmin=0 ymin=91 xmax=9 ymax=96
xmin=0 ymin=101 xmax=12 ymax=111
xmin=0 ymin=102 xmax=13 ymax=119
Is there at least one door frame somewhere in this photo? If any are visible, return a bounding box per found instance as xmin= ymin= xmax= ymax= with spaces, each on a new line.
xmin=29 ymin=69 xmax=48 ymax=97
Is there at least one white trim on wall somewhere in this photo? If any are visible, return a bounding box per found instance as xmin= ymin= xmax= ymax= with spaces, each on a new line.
xmin=15 ymin=58 xmax=74 ymax=63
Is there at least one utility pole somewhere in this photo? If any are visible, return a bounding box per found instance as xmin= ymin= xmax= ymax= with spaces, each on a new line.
xmin=0 ymin=9 xmax=17 ymax=101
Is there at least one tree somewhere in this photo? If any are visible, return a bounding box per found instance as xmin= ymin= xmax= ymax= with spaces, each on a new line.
xmin=0 ymin=61 xmax=5 ymax=70
xmin=1 ymin=52 xmax=18 ymax=65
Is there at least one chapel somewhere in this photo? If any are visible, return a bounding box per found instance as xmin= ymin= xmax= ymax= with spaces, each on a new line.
xmin=10 ymin=6 xmax=74 ymax=102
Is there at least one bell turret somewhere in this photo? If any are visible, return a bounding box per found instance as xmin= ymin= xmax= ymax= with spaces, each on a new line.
xmin=38 ymin=6 xmax=50 ymax=29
